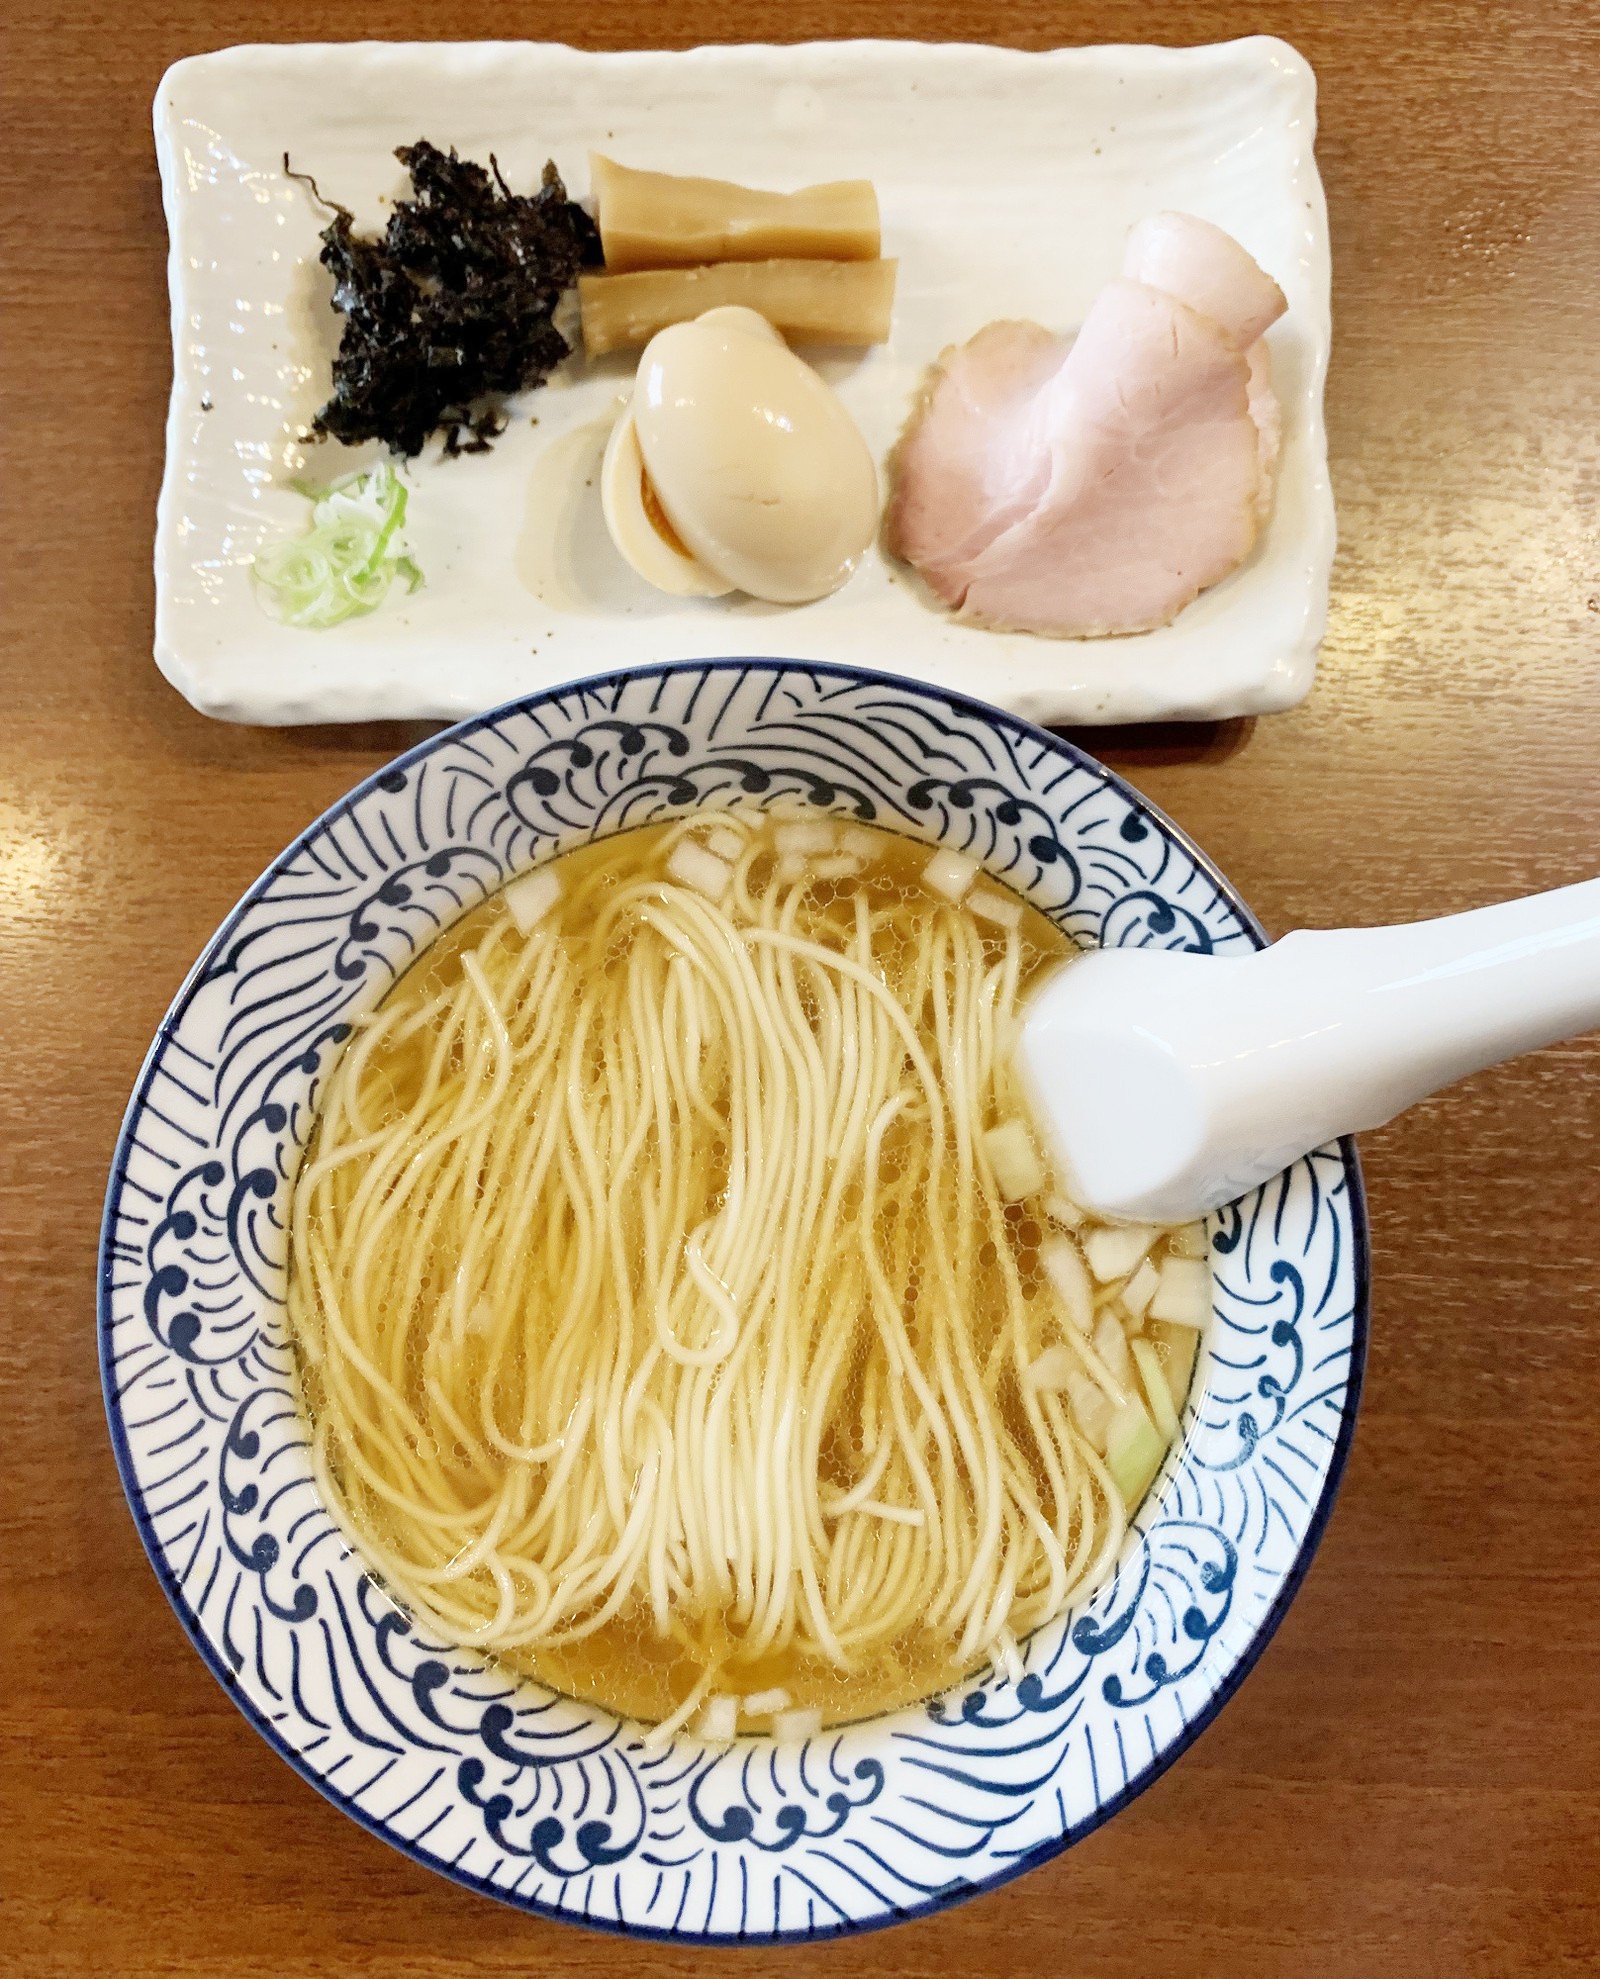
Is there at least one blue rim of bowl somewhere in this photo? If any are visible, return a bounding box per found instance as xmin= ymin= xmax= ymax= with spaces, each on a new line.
xmin=99 ymin=656 xmax=1370 ymax=1942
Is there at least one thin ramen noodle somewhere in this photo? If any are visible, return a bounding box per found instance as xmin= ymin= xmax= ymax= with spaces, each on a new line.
xmin=288 ymin=812 xmax=1203 ymax=1735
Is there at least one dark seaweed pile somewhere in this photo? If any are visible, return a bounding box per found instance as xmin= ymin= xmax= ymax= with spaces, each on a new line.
xmin=294 ymin=141 xmax=601 ymax=457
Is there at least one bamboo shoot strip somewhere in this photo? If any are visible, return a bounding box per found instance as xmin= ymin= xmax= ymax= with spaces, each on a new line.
xmin=591 ymin=154 xmax=880 ymax=270
xmin=580 ymin=259 xmax=898 ymax=355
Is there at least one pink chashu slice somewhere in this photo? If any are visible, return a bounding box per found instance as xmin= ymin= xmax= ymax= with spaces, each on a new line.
xmin=885 ymin=213 xmax=1288 ymax=636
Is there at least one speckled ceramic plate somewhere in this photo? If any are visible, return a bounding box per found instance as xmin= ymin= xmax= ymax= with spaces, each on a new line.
xmin=152 ymin=38 xmax=1333 ymax=727
xmin=102 ymin=660 xmax=1366 ymax=1938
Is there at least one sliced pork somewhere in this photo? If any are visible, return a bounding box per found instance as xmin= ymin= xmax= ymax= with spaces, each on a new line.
xmin=885 ymin=214 xmax=1288 ymax=637
xmin=883 ymin=319 xmax=1068 ymax=606
xmin=1122 ymin=212 xmax=1285 ymax=350
xmin=1245 ymin=341 xmax=1282 ymax=523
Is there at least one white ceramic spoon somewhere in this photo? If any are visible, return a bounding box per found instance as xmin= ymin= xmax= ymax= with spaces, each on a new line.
xmin=1019 ymin=878 xmax=1600 ymax=1225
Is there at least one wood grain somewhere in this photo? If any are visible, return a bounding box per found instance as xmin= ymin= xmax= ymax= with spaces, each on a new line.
xmin=3 ymin=2 xmax=1599 ymax=1972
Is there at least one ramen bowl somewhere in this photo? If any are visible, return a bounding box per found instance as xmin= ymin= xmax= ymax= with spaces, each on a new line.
xmin=100 ymin=659 xmax=1367 ymax=1940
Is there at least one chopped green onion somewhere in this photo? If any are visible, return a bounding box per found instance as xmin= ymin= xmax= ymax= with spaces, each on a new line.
xmin=1106 ymin=1395 xmax=1166 ymax=1507
xmin=253 ymin=461 xmax=423 ymax=629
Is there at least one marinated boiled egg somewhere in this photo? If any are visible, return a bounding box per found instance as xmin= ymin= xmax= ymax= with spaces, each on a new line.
xmin=600 ymin=412 xmax=732 ymax=597
xmin=599 ymin=307 xmax=878 ymax=604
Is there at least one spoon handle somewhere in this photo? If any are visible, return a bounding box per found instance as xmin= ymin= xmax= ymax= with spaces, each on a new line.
xmin=1020 ymin=877 xmax=1600 ymax=1223
xmin=1253 ymin=875 xmax=1600 ymax=1135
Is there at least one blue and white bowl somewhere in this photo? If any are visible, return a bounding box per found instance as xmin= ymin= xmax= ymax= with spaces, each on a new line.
xmin=100 ymin=660 xmax=1368 ymax=1941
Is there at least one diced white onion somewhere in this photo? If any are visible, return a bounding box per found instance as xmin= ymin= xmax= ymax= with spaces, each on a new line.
xmin=704 ymin=825 xmax=746 ymax=861
xmin=1043 ymin=1192 xmax=1085 ymax=1230
xmin=1120 ymin=1257 xmax=1161 ymax=1321
xmin=1041 ymin=1235 xmax=1094 ymax=1335
xmin=1171 ymin=1221 xmax=1210 ymax=1259
xmin=1065 ymin=1370 xmax=1112 ymax=1453
xmin=503 ymin=866 xmax=561 ymax=935
xmin=966 ymin=884 xmax=1024 ymax=930
xmin=1105 ymin=1394 xmax=1165 ymax=1506
xmin=839 ymin=824 xmax=879 ymax=859
xmin=1092 ymin=1309 xmax=1134 ymax=1388
xmin=1026 ymin=1343 xmax=1078 ymax=1391
xmin=922 ymin=846 xmax=978 ymax=902
xmin=1149 ymin=1318 xmax=1201 ymax=1403
xmin=982 ymin=1118 xmax=1045 ymax=1202
xmin=695 ymin=1694 xmax=738 ymax=1742
xmin=666 ymin=840 xmax=732 ymax=900
xmin=772 ymin=1707 xmax=823 ymax=1742
xmin=1131 ymin=1336 xmax=1180 ymax=1442
xmin=741 ymin=1687 xmax=791 ymax=1716
xmin=812 ymin=852 xmax=863 ymax=880
xmin=1084 ymin=1222 xmax=1160 ymax=1284
xmin=774 ymin=819 xmax=836 ymax=856
xmin=777 ymin=852 xmax=807 ymax=882
xmin=1150 ymin=1255 xmax=1211 ymax=1328
xmin=1038 ymin=1310 xmax=1127 ymax=1408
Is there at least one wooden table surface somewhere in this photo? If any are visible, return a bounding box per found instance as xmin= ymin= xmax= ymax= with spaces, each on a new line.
xmin=5 ymin=1 xmax=1599 ymax=1972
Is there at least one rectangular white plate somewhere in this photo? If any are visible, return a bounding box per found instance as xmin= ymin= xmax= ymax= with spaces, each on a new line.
xmin=153 ymin=37 xmax=1332 ymax=727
